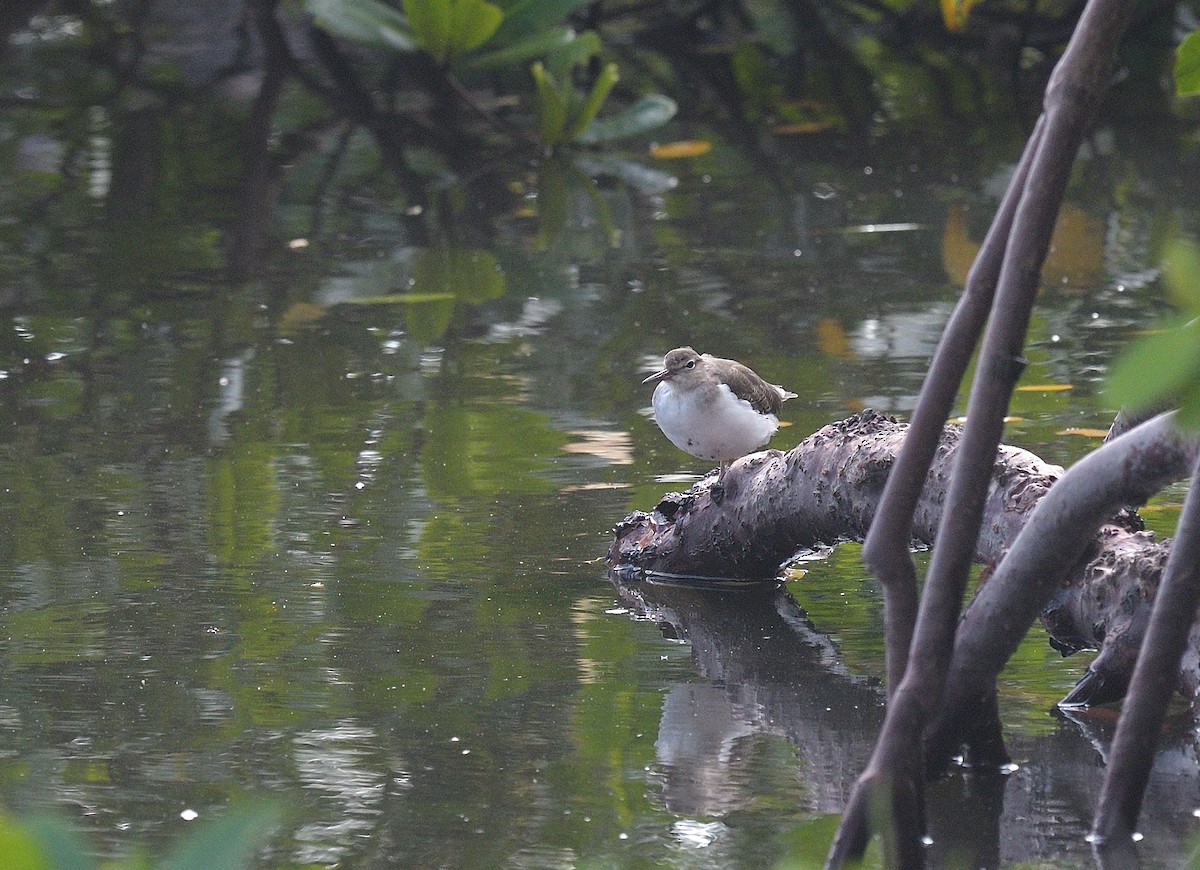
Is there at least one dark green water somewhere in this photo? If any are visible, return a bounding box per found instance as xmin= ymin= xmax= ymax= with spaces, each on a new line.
xmin=2 ymin=48 xmax=1200 ymax=870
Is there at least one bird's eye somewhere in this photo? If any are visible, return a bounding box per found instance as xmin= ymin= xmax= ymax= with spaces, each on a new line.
xmin=685 ymin=360 xmax=696 ymax=369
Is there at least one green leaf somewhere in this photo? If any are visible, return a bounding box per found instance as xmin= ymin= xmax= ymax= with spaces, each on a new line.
xmin=1105 ymin=316 xmax=1200 ymax=413
xmin=159 ymin=802 xmax=283 ymax=870
xmin=403 ymin=0 xmax=452 ymax=61
xmin=403 ymin=0 xmax=501 ymax=62
xmin=1176 ymin=28 xmax=1200 ymax=96
xmin=544 ymin=29 xmax=600 ymax=79
xmin=412 ymin=247 xmax=505 ymax=303
xmin=577 ymin=94 xmax=677 ymax=144
xmin=1173 ymin=375 xmax=1200 ymax=431
xmin=304 ymin=0 xmax=415 ymax=51
xmin=494 ymin=0 xmax=590 ymax=42
xmin=448 ymin=0 xmax=503 ymax=58
xmin=1164 ymin=237 xmax=1200 ymax=314
xmin=532 ymin=62 xmax=569 ymax=146
xmin=24 ymin=815 xmax=94 ymax=870
xmin=465 ymin=25 xmax=575 ymax=70
xmin=576 ymin=154 xmax=678 ymax=195
xmin=564 ymin=62 xmax=619 ymax=143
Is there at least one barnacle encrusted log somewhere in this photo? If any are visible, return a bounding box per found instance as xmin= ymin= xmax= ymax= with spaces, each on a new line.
xmin=609 ymin=409 xmax=1196 ymax=709
xmin=608 ymin=410 xmax=1060 ymax=579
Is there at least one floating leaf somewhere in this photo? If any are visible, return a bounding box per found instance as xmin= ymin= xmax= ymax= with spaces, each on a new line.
xmin=403 ymin=0 xmax=451 ymax=59
xmin=577 ymin=94 xmax=677 ymax=144
xmin=1057 ymin=428 xmax=1110 ymax=438
xmin=648 ymin=140 xmax=712 ymax=159
xmin=772 ymin=121 xmax=837 ymax=135
xmin=338 ymin=293 xmax=457 ymax=304
xmin=1171 ymin=370 xmax=1200 ymax=431
xmin=1015 ymin=383 xmax=1073 ymax=392
xmin=405 ymin=296 xmax=457 ymax=343
xmin=1176 ymin=28 xmax=1200 ymax=96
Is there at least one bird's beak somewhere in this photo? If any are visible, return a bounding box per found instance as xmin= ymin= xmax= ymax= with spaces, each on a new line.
xmin=642 ymin=368 xmax=669 ymax=385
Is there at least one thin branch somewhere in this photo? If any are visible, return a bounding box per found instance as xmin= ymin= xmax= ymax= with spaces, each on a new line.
xmin=860 ymin=117 xmax=1042 ymax=694
xmin=827 ymin=0 xmax=1137 ymax=864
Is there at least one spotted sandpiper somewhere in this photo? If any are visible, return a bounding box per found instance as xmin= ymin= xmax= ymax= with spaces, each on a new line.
xmin=643 ymin=347 xmax=796 ymax=487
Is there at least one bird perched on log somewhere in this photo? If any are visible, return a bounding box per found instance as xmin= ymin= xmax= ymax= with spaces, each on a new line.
xmin=643 ymin=347 xmax=796 ymax=489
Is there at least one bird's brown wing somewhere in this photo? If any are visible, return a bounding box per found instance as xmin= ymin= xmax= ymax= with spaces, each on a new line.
xmin=719 ymin=360 xmax=784 ymax=415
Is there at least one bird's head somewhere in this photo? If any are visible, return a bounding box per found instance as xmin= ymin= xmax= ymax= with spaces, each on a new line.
xmin=643 ymin=347 xmax=704 ymax=387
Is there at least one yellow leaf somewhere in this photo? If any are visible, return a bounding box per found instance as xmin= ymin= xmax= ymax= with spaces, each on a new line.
xmin=940 ymin=0 xmax=981 ymax=31
xmin=1016 ymin=384 xmax=1073 ymax=392
xmin=1057 ymin=427 xmax=1110 ymax=438
xmin=1140 ymin=503 xmax=1182 ymax=513
xmin=278 ymin=302 xmax=327 ymax=332
xmin=1043 ymin=204 xmax=1104 ymax=291
xmin=941 ymin=201 xmax=1103 ymax=290
xmin=783 ymin=566 xmax=808 ymax=581
xmin=952 ymin=415 xmax=1025 ymax=423
xmin=941 ymin=202 xmax=978 ymax=287
xmin=816 ymin=317 xmax=852 ymax=358
xmin=771 ymin=121 xmax=837 ymax=135
xmin=340 ymin=293 xmax=457 ymax=304
xmin=649 ymin=140 xmax=712 ymax=159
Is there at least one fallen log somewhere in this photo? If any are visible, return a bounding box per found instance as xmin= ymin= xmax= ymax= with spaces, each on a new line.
xmin=608 ymin=410 xmax=1198 ymax=717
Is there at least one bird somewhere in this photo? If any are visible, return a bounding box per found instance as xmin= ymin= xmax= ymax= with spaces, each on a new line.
xmin=643 ymin=347 xmax=796 ymax=487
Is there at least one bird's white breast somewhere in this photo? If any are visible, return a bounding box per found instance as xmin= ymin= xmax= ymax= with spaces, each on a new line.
xmin=652 ymin=381 xmax=779 ymax=463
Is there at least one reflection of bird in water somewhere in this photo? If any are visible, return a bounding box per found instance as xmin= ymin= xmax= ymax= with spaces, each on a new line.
xmin=643 ymin=347 xmax=795 ymax=487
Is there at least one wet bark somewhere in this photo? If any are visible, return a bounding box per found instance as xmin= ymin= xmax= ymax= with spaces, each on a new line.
xmin=608 ymin=410 xmax=1058 ymax=581
xmin=608 ymin=410 xmax=1200 ymax=715
xmin=922 ymin=413 xmax=1199 ymax=775
xmin=1091 ymin=452 xmax=1200 ymax=849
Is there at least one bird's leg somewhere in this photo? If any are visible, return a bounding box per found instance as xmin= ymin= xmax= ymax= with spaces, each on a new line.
xmin=710 ymin=463 xmax=727 ymax=504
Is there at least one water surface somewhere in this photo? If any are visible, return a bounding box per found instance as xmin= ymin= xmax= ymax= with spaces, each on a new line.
xmin=1 ymin=48 xmax=1199 ymax=869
